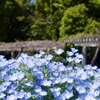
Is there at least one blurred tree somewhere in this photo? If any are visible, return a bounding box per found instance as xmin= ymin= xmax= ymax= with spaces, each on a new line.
xmin=1 ymin=0 xmax=100 ymax=42
xmin=59 ymin=4 xmax=88 ymax=37
xmin=0 ymin=0 xmax=32 ymax=42
xmin=59 ymin=0 xmax=100 ymax=39
xmin=27 ymin=0 xmax=64 ymax=41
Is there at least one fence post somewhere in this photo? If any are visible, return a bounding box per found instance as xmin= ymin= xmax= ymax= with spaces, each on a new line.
xmin=82 ymin=46 xmax=87 ymax=65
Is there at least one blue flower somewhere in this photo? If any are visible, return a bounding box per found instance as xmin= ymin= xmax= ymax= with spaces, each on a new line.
xmin=39 ymin=50 xmax=45 ymax=55
xmin=34 ymin=85 xmax=42 ymax=93
xmin=0 ymin=48 xmax=100 ymax=100
xmin=57 ymin=63 xmax=66 ymax=72
xmin=66 ymin=57 xmax=74 ymax=62
xmin=7 ymin=94 xmax=17 ymax=100
xmin=0 ymin=92 xmax=5 ymax=99
xmin=71 ymin=48 xmax=78 ymax=53
xmin=41 ymin=80 xmax=52 ymax=86
xmin=50 ymin=87 xmax=61 ymax=97
xmin=54 ymin=48 xmax=64 ymax=55
xmin=62 ymin=89 xmax=73 ymax=99
xmin=24 ymin=92 xmax=32 ymax=99
xmin=39 ymin=90 xmax=47 ymax=96
xmin=67 ymin=51 xmax=74 ymax=56
xmin=75 ymin=53 xmax=83 ymax=59
xmin=84 ymin=94 xmax=96 ymax=100
xmin=44 ymin=54 xmax=53 ymax=60
xmin=74 ymin=57 xmax=82 ymax=63
xmin=75 ymin=84 xmax=86 ymax=94
xmin=17 ymin=90 xmax=26 ymax=99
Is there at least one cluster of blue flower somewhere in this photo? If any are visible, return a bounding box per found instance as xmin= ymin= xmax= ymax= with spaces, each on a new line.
xmin=0 ymin=48 xmax=100 ymax=100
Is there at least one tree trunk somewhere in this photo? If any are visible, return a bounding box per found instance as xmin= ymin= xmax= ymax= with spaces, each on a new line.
xmin=91 ymin=46 xmax=100 ymax=66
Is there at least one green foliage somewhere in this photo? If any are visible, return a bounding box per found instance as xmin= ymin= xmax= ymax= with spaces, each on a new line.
xmin=85 ymin=19 xmax=100 ymax=33
xmin=1 ymin=0 xmax=100 ymax=42
xmin=0 ymin=0 xmax=30 ymax=42
xmin=59 ymin=0 xmax=100 ymax=39
xmin=27 ymin=0 xmax=64 ymax=41
xmin=59 ymin=4 xmax=88 ymax=37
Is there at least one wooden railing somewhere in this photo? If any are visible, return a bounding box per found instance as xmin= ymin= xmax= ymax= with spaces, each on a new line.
xmin=65 ymin=37 xmax=100 ymax=47
xmin=65 ymin=37 xmax=100 ymax=65
xmin=0 ymin=40 xmax=65 ymax=59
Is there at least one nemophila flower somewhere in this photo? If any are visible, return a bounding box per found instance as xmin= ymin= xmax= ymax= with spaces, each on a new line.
xmin=52 ymin=71 xmax=59 ymax=77
xmin=35 ymin=71 xmax=44 ymax=80
xmin=62 ymin=89 xmax=74 ymax=99
xmin=80 ymin=72 xmax=89 ymax=80
xmin=39 ymin=50 xmax=45 ymax=55
xmin=0 ymin=48 xmax=100 ymax=100
xmin=67 ymin=77 xmax=74 ymax=83
xmin=75 ymin=69 xmax=85 ymax=78
xmin=93 ymin=90 xmax=100 ymax=97
xmin=91 ymin=82 xmax=100 ymax=90
xmin=55 ymin=94 xmax=66 ymax=100
xmin=59 ymin=75 xmax=68 ymax=83
xmin=48 ymin=62 xmax=58 ymax=72
xmin=9 ymin=71 xmax=24 ymax=81
xmin=0 ymin=92 xmax=5 ymax=99
xmin=0 ymin=83 xmax=8 ymax=92
xmin=6 ymin=86 xmax=15 ymax=94
xmin=34 ymin=58 xmax=43 ymax=66
xmin=57 ymin=63 xmax=66 ymax=72
xmin=50 ymin=87 xmax=61 ymax=97
xmin=75 ymin=98 xmax=82 ymax=100
xmin=16 ymin=90 xmax=26 ymax=99
xmin=0 ymin=58 xmax=8 ymax=67
xmin=8 ymin=82 xmax=17 ymax=90
xmin=33 ymin=85 xmax=47 ymax=97
xmin=25 ymin=58 xmax=35 ymax=69
xmin=44 ymin=54 xmax=53 ymax=60
xmin=84 ymin=64 xmax=92 ymax=70
xmin=8 ymin=58 xmax=16 ymax=64
xmin=25 ymin=81 xmax=34 ymax=87
xmin=75 ymin=53 xmax=83 ymax=59
xmin=66 ymin=57 xmax=74 ymax=62
xmin=20 ymin=53 xmax=28 ymax=58
xmin=41 ymin=80 xmax=52 ymax=86
xmin=84 ymin=94 xmax=96 ymax=100
xmin=67 ymin=51 xmax=74 ymax=56
xmin=7 ymin=94 xmax=17 ymax=100
xmin=66 ymin=65 xmax=73 ymax=71
xmin=71 ymin=48 xmax=78 ymax=53
xmin=34 ymin=53 xmax=42 ymax=58
xmin=76 ymin=93 xmax=87 ymax=100
xmin=54 ymin=48 xmax=64 ymax=55
xmin=34 ymin=85 xmax=42 ymax=93
xmin=73 ymin=57 xmax=82 ymax=63
xmin=52 ymin=77 xmax=60 ymax=84
xmin=75 ymin=84 xmax=86 ymax=94
xmin=39 ymin=90 xmax=47 ymax=96
xmin=92 ymin=65 xmax=98 ymax=70
xmin=0 ymin=69 xmax=8 ymax=77
xmin=24 ymin=92 xmax=32 ymax=99
xmin=87 ymin=70 xmax=94 ymax=76
xmin=0 ymin=55 xmax=4 ymax=60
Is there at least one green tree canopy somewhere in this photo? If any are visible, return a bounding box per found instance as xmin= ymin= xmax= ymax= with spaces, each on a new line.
xmin=59 ymin=4 xmax=88 ymax=37
xmin=0 ymin=0 xmax=31 ymax=42
xmin=59 ymin=0 xmax=100 ymax=40
xmin=1 ymin=0 xmax=100 ymax=42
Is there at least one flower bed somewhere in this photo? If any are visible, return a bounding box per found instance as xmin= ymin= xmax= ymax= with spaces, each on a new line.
xmin=0 ymin=48 xmax=100 ymax=100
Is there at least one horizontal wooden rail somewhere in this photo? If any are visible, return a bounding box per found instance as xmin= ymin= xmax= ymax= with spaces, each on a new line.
xmin=0 ymin=40 xmax=65 ymax=51
xmin=65 ymin=36 xmax=100 ymax=65
xmin=65 ymin=37 xmax=100 ymax=47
